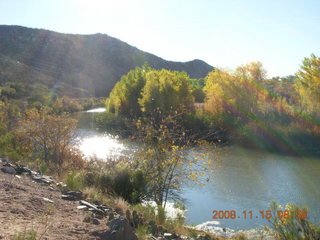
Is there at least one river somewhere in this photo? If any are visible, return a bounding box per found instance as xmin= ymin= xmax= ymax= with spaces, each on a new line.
xmin=75 ymin=108 xmax=320 ymax=232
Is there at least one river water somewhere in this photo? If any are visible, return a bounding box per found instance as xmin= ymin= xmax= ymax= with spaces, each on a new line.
xmin=75 ymin=108 xmax=320 ymax=232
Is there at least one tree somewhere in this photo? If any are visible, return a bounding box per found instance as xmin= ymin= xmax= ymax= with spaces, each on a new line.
xmin=134 ymin=112 xmax=212 ymax=207
xmin=106 ymin=66 xmax=148 ymax=117
xmin=106 ymin=66 xmax=195 ymax=119
xmin=52 ymin=96 xmax=83 ymax=114
xmin=204 ymin=63 xmax=268 ymax=121
xmin=295 ymin=54 xmax=320 ymax=113
xmin=138 ymin=69 xmax=194 ymax=117
xmin=16 ymin=108 xmax=79 ymax=165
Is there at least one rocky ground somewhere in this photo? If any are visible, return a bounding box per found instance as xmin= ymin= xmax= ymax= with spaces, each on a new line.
xmin=0 ymin=158 xmax=228 ymax=240
xmin=0 ymin=158 xmax=137 ymax=240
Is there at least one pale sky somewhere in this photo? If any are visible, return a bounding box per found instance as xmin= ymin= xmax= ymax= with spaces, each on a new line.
xmin=1 ymin=0 xmax=320 ymax=77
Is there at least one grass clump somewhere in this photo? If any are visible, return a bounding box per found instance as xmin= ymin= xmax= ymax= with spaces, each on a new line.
xmin=66 ymin=171 xmax=85 ymax=191
xmin=14 ymin=230 xmax=37 ymax=240
xmin=135 ymin=225 xmax=150 ymax=240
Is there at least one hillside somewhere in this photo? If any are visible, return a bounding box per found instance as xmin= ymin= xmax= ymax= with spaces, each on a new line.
xmin=0 ymin=25 xmax=213 ymax=97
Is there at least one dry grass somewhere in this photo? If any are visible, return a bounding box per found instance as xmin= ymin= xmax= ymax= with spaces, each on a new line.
xmin=113 ymin=197 xmax=130 ymax=215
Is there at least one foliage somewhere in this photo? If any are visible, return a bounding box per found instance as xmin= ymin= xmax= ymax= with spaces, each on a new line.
xmin=65 ymin=171 xmax=85 ymax=191
xmin=268 ymin=201 xmax=320 ymax=240
xmin=107 ymin=66 xmax=147 ymax=117
xmin=83 ymin=162 xmax=149 ymax=204
xmin=107 ymin=66 xmax=195 ymax=119
xmin=204 ymin=62 xmax=268 ymax=122
xmin=134 ymin=112 xmax=212 ymax=206
xmin=157 ymin=205 xmax=166 ymax=224
xmin=52 ymin=96 xmax=83 ymax=114
xmin=295 ymin=54 xmax=320 ymax=113
xmin=95 ymin=111 xmax=130 ymax=136
xmin=135 ymin=225 xmax=150 ymax=240
xmin=15 ymin=108 xmax=78 ymax=165
xmin=139 ymin=69 xmax=195 ymax=117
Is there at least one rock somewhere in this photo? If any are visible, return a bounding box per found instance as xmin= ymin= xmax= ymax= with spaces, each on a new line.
xmin=3 ymin=162 xmax=16 ymax=168
xmin=32 ymin=175 xmax=54 ymax=184
xmin=162 ymin=233 xmax=179 ymax=239
xmin=83 ymin=215 xmax=91 ymax=223
xmin=97 ymin=205 xmax=111 ymax=212
xmin=77 ymin=205 xmax=88 ymax=210
xmin=80 ymin=200 xmax=97 ymax=209
xmin=109 ymin=211 xmax=115 ymax=221
xmin=83 ymin=213 xmax=101 ymax=225
xmin=92 ymin=218 xmax=100 ymax=225
xmin=180 ymin=235 xmax=189 ymax=240
xmin=62 ymin=195 xmax=78 ymax=201
xmin=107 ymin=217 xmax=138 ymax=240
xmin=61 ymin=191 xmax=83 ymax=200
xmin=30 ymin=170 xmax=40 ymax=176
xmin=196 ymin=235 xmax=210 ymax=240
xmin=79 ymin=200 xmax=105 ymax=216
xmin=42 ymin=197 xmax=54 ymax=203
xmin=56 ymin=182 xmax=67 ymax=188
xmin=1 ymin=166 xmax=16 ymax=175
xmin=15 ymin=165 xmax=32 ymax=175
xmin=48 ymin=186 xmax=57 ymax=191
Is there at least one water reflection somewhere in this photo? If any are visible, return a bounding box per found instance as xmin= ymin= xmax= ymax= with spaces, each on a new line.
xmin=78 ymin=132 xmax=126 ymax=160
xmin=75 ymin=109 xmax=320 ymax=230
xmin=183 ymin=147 xmax=320 ymax=230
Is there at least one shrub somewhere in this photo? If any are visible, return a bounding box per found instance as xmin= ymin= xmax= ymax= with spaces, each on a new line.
xmin=135 ymin=225 xmax=150 ymax=240
xmin=268 ymin=201 xmax=320 ymax=240
xmin=66 ymin=171 xmax=85 ymax=191
xmin=94 ymin=165 xmax=148 ymax=204
xmin=157 ymin=205 xmax=166 ymax=224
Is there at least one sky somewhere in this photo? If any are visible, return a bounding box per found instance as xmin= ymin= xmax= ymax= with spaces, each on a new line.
xmin=1 ymin=0 xmax=319 ymax=77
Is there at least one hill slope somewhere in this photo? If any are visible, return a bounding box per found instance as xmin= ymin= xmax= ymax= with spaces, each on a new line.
xmin=0 ymin=25 xmax=213 ymax=97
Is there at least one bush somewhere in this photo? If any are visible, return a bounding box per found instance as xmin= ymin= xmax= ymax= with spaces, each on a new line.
xmin=95 ymin=112 xmax=129 ymax=136
xmin=135 ymin=225 xmax=150 ymax=240
xmin=66 ymin=172 xmax=85 ymax=191
xmin=157 ymin=205 xmax=166 ymax=224
xmin=268 ymin=201 xmax=320 ymax=240
xmin=90 ymin=165 xmax=148 ymax=204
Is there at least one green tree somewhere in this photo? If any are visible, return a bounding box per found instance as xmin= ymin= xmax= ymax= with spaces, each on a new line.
xmin=295 ymin=54 xmax=320 ymax=113
xmin=139 ymin=69 xmax=194 ymax=117
xmin=106 ymin=66 xmax=148 ymax=117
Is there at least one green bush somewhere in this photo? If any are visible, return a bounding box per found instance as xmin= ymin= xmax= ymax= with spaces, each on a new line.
xmin=135 ymin=224 xmax=150 ymax=239
xmin=95 ymin=112 xmax=129 ymax=136
xmin=92 ymin=166 xmax=148 ymax=204
xmin=66 ymin=171 xmax=85 ymax=191
xmin=157 ymin=205 xmax=166 ymax=224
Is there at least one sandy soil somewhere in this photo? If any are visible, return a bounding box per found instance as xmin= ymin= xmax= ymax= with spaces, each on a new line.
xmin=0 ymin=170 xmax=110 ymax=240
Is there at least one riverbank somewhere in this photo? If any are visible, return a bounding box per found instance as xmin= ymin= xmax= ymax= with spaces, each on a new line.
xmin=0 ymin=158 xmax=230 ymax=240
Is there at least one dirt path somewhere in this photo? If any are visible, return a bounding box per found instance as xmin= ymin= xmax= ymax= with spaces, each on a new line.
xmin=0 ymin=170 xmax=110 ymax=240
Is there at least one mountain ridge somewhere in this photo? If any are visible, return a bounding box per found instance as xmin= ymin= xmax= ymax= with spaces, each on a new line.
xmin=0 ymin=25 xmax=213 ymax=97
